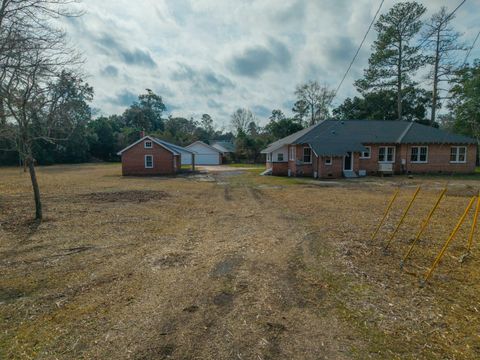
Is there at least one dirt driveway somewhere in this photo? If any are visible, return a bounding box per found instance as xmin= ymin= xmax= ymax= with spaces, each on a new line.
xmin=1 ymin=164 xmax=480 ymax=359
xmin=196 ymin=165 xmax=261 ymax=172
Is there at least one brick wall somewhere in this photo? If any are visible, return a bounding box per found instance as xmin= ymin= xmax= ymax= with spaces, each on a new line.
xmin=121 ymin=140 xmax=177 ymax=176
xmin=267 ymin=162 xmax=289 ymax=176
xmin=401 ymin=144 xmax=476 ymax=174
xmin=357 ymin=143 xmax=477 ymax=175
xmin=288 ymin=144 xmax=314 ymax=177
xmin=268 ymin=142 xmax=477 ymax=179
xmin=318 ymin=156 xmax=343 ymax=178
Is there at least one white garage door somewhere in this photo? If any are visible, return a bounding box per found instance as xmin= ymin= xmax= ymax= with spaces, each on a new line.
xmin=196 ymin=154 xmax=220 ymax=165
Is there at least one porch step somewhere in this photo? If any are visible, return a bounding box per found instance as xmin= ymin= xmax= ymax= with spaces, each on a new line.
xmin=343 ymin=170 xmax=358 ymax=178
xmin=260 ymin=168 xmax=273 ymax=176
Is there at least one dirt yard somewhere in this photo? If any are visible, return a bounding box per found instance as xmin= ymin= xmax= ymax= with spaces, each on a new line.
xmin=1 ymin=163 xmax=480 ymax=359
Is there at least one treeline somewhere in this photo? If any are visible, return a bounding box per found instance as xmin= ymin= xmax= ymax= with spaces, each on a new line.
xmin=0 ymin=90 xmax=232 ymax=165
xmin=1 ymin=1 xmax=480 ymax=168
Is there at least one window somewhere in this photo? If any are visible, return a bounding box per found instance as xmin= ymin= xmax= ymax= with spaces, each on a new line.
xmin=450 ymin=146 xmax=467 ymax=163
xmin=145 ymin=155 xmax=153 ymax=168
xmin=303 ymin=147 xmax=312 ymax=163
xmin=144 ymin=140 xmax=153 ymax=149
xmin=277 ymin=153 xmax=284 ymax=162
xmin=266 ymin=153 xmax=272 ymax=162
xmin=289 ymin=146 xmax=296 ymax=161
xmin=360 ymin=146 xmax=371 ymax=159
xmin=324 ymin=156 xmax=332 ymax=165
xmin=378 ymin=146 xmax=395 ymax=163
xmin=410 ymin=146 xmax=428 ymax=163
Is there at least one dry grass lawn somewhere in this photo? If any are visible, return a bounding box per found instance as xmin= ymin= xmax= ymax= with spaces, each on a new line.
xmin=1 ymin=163 xmax=480 ymax=359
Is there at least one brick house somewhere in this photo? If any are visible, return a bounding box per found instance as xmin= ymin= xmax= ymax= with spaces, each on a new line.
xmin=117 ymin=136 xmax=195 ymax=176
xmin=261 ymin=120 xmax=477 ymax=179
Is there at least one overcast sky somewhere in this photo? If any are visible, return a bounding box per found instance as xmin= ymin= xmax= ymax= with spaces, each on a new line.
xmin=63 ymin=0 xmax=480 ymax=129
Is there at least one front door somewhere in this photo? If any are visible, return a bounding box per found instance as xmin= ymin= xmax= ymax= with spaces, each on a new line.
xmin=343 ymin=152 xmax=353 ymax=171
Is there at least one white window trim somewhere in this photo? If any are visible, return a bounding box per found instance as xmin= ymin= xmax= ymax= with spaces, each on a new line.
xmin=277 ymin=153 xmax=284 ymax=162
xmin=450 ymin=146 xmax=467 ymax=164
xmin=324 ymin=156 xmax=332 ymax=166
xmin=144 ymin=155 xmax=154 ymax=168
xmin=410 ymin=146 xmax=428 ymax=163
xmin=289 ymin=146 xmax=296 ymax=161
xmin=378 ymin=146 xmax=396 ymax=163
xmin=360 ymin=146 xmax=371 ymax=159
xmin=144 ymin=140 xmax=153 ymax=149
xmin=303 ymin=147 xmax=312 ymax=164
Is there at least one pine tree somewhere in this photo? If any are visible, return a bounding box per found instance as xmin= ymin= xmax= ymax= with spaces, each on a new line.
xmin=355 ymin=2 xmax=426 ymax=121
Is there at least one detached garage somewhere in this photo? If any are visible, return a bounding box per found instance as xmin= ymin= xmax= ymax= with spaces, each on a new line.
xmin=184 ymin=141 xmax=222 ymax=165
xmin=117 ymin=136 xmax=194 ymax=176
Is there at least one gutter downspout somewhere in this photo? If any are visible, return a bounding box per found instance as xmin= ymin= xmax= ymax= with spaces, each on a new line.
xmin=397 ymin=123 xmax=414 ymax=174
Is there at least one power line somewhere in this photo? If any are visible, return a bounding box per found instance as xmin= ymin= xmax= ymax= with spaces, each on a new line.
xmin=333 ymin=0 xmax=385 ymax=99
xmin=333 ymin=0 xmax=467 ymax=116
xmin=463 ymin=30 xmax=480 ymax=66
xmin=417 ymin=0 xmax=467 ymax=50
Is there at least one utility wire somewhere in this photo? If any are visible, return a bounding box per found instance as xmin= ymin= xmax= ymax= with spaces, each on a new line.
xmin=417 ymin=0 xmax=467 ymax=50
xmin=333 ymin=0 xmax=467 ymax=117
xmin=333 ymin=0 xmax=385 ymax=99
xmin=463 ymin=30 xmax=480 ymax=66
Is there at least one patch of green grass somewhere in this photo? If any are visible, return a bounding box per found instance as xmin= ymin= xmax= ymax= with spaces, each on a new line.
xmin=226 ymin=168 xmax=309 ymax=187
xmin=395 ymin=170 xmax=480 ymax=181
xmin=226 ymin=163 xmax=265 ymax=168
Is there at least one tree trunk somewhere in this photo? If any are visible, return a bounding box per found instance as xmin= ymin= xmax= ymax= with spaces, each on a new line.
xmin=431 ymin=29 xmax=441 ymax=126
xmin=27 ymin=157 xmax=42 ymax=220
xmin=397 ymin=40 xmax=403 ymax=121
xmin=310 ymin=103 xmax=315 ymax=126
xmin=0 ymin=97 xmax=5 ymax=126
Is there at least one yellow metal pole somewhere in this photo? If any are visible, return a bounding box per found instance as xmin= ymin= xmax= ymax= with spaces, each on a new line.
xmin=371 ymin=188 xmax=400 ymax=241
xmin=467 ymin=195 xmax=480 ymax=252
xmin=401 ymin=188 xmax=447 ymax=266
xmin=423 ymin=196 xmax=476 ymax=284
xmin=385 ymin=186 xmax=421 ymax=250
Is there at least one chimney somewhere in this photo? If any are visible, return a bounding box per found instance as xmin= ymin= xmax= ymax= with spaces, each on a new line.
xmin=140 ymin=130 xmax=145 ymax=138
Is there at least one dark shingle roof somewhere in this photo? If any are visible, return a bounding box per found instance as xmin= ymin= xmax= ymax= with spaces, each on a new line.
xmin=153 ymin=138 xmax=195 ymax=155
xmin=261 ymin=122 xmax=323 ymax=154
xmin=211 ymin=141 xmax=236 ymax=152
xmin=262 ymin=120 xmax=476 ymax=156
xmin=401 ymin=122 xmax=475 ymax=144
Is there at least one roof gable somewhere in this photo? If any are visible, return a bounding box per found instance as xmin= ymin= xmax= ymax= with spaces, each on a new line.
xmin=186 ymin=141 xmax=222 ymax=154
xmin=260 ymin=121 xmax=324 ymax=154
xmin=116 ymin=136 xmax=193 ymax=156
xmin=211 ymin=141 xmax=236 ymax=153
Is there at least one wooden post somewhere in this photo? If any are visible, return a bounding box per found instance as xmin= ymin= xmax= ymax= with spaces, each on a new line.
xmin=371 ymin=188 xmax=400 ymax=241
xmin=192 ymin=153 xmax=195 ymax=172
xmin=385 ymin=186 xmax=421 ymax=250
xmin=423 ymin=196 xmax=476 ymax=284
xmin=467 ymin=195 xmax=480 ymax=252
xmin=401 ymin=188 xmax=446 ymax=267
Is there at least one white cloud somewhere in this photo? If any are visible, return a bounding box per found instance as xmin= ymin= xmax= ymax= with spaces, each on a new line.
xmin=63 ymin=0 xmax=480 ymax=127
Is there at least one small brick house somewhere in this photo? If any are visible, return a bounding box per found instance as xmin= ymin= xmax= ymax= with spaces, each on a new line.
xmin=117 ymin=136 xmax=195 ymax=176
xmin=261 ymin=120 xmax=477 ymax=179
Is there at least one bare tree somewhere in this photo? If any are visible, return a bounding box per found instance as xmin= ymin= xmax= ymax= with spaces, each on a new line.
xmin=0 ymin=0 xmax=85 ymax=221
xmin=230 ymin=108 xmax=256 ymax=134
xmin=422 ymin=7 xmax=466 ymax=125
xmin=294 ymin=81 xmax=334 ymax=126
